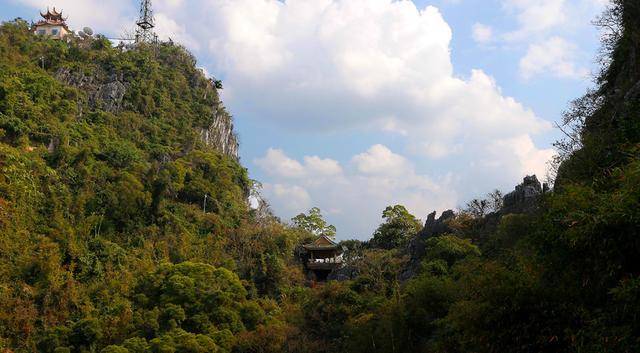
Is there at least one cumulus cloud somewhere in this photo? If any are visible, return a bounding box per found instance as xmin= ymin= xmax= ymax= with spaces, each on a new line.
xmin=14 ymin=0 xmax=561 ymax=238
xmin=519 ymin=37 xmax=589 ymax=79
xmin=502 ymin=0 xmax=568 ymax=41
xmin=472 ymin=23 xmax=493 ymax=44
xmin=196 ymin=0 xmax=552 ymax=174
xmin=483 ymin=135 xmax=556 ymax=179
xmin=498 ymin=0 xmax=605 ymax=80
xmin=264 ymin=184 xmax=312 ymax=214
xmin=154 ymin=13 xmax=200 ymax=50
xmin=352 ymin=144 xmax=411 ymax=176
xmin=304 ymin=156 xmax=343 ymax=177
xmin=255 ymin=148 xmax=343 ymax=179
xmin=256 ymin=146 xmax=458 ymax=238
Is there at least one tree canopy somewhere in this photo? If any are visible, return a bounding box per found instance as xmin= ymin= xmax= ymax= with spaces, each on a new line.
xmin=2 ymin=1 xmax=640 ymax=352
xmin=291 ymin=207 xmax=337 ymax=238
xmin=370 ymin=205 xmax=422 ymax=249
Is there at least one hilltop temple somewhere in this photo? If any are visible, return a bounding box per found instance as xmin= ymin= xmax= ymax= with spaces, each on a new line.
xmin=33 ymin=7 xmax=69 ymax=40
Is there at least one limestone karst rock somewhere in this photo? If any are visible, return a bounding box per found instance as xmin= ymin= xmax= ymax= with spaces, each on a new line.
xmin=55 ymin=66 xmax=239 ymax=159
xmin=55 ymin=67 xmax=126 ymax=113
xmin=199 ymin=102 xmax=239 ymax=159
xmin=502 ymin=175 xmax=546 ymax=214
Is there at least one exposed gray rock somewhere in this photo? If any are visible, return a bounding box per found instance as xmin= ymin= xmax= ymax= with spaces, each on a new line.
xmin=410 ymin=210 xmax=456 ymax=258
xmin=421 ymin=210 xmax=455 ymax=237
xmin=401 ymin=210 xmax=457 ymax=281
xmin=93 ymin=80 xmax=126 ymax=112
xmin=47 ymin=137 xmax=59 ymax=153
xmin=56 ymin=67 xmax=239 ymax=159
xmin=199 ymin=102 xmax=239 ymax=159
xmin=55 ymin=68 xmax=126 ymax=113
xmin=502 ymin=175 xmax=545 ymax=214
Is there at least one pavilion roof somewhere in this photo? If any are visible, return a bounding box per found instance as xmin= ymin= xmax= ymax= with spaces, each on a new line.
xmin=34 ymin=7 xmax=69 ymax=31
xmin=303 ymin=235 xmax=340 ymax=250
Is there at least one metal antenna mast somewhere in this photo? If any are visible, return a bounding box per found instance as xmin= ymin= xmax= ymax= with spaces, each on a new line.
xmin=135 ymin=0 xmax=156 ymax=43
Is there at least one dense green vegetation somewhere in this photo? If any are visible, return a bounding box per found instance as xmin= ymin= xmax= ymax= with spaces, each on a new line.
xmin=0 ymin=20 xmax=307 ymax=353
xmin=1 ymin=0 xmax=639 ymax=352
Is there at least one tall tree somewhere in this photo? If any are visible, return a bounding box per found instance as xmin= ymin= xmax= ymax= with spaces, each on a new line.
xmin=291 ymin=207 xmax=337 ymax=238
xmin=371 ymin=205 xmax=422 ymax=249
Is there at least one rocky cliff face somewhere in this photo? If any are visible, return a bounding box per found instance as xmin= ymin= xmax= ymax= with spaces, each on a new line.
xmin=56 ymin=67 xmax=126 ymax=114
xmin=56 ymin=67 xmax=239 ymax=160
xmin=199 ymin=102 xmax=239 ymax=159
xmin=502 ymin=175 xmax=547 ymax=214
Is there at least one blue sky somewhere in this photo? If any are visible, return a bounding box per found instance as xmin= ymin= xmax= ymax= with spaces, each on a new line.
xmin=1 ymin=0 xmax=606 ymax=239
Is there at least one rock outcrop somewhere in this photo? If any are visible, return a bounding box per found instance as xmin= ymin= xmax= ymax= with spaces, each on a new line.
xmin=56 ymin=67 xmax=239 ymax=160
xmin=502 ymin=175 xmax=547 ymax=214
xmin=420 ymin=210 xmax=456 ymax=238
xmin=401 ymin=210 xmax=457 ymax=280
xmin=401 ymin=175 xmax=548 ymax=281
xmin=55 ymin=67 xmax=126 ymax=113
xmin=409 ymin=210 xmax=456 ymax=259
xmin=199 ymin=102 xmax=239 ymax=159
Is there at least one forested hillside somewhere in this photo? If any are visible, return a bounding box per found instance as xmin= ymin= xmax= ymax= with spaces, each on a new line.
xmin=0 ymin=19 xmax=310 ymax=353
xmin=1 ymin=0 xmax=639 ymax=352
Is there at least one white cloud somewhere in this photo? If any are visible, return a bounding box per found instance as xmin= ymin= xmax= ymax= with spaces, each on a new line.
xmin=254 ymin=148 xmax=306 ymax=178
xmin=495 ymin=0 xmax=606 ymax=82
xmin=264 ymin=184 xmax=312 ymax=214
xmin=304 ymin=156 xmax=343 ymax=177
xmin=484 ymin=135 xmax=556 ymax=179
xmin=256 ymin=146 xmax=458 ymax=238
xmin=501 ymin=0 xmax=609 ymax=41
xmin=14 ymin=0 xmax=561 ymax=238
xmin=472 ymin=23 xmax=493 ymax=44
xmin=160 ymin=0 xmax=185 ymax=8
xmin=502 ymin=0 xmax=567 ymax=41
xmin=379 ymin=118 xmax=408 ymax=135
xmin=352 ymin=145 xmax=410 ymax=176
xmin=197 ymin=0 xmax=552 ymax=184
xmin=418 ymin=141 xmax=461 ymax=159
xmin=154 ymin=13 xmax=200 ymax=50
xmin=255 ymin=148 xmax=343 ymax=179
xmin=256 ymin=141 xmax=554 ymax=238
xmin=519 ymin=37 xmax=589 ymax=79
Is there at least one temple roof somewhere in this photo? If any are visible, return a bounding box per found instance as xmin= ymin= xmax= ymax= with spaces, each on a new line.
xmin=303 ymin=235 xmax=340 ymax=251
xmin=40 ymin=7 xmax=66 ymax=21
xmin=34 ymin=7 xmax=69 ymax=31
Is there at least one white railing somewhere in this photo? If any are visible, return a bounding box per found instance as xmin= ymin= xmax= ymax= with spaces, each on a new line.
xmin=308 ymin=257 xmax=343 ymax=264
